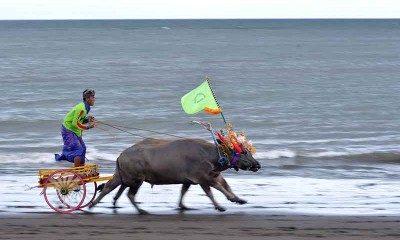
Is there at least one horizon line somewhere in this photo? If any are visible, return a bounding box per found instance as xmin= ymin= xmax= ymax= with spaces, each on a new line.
xmin=1 ymin=18 xmax=400 ymax=21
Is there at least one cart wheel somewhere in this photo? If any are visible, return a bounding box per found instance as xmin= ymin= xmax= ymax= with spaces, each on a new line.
xmin=79 ymin=182 xmax=97 ymax=209
xmin=43 ymin=169 xmax=86 ymax=213
xmin=58 ymin=182 xmax=96 ymax=210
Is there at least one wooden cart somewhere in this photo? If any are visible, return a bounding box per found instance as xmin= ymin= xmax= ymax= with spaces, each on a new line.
xmin=38 ymin=164 xmax=112 ymax=213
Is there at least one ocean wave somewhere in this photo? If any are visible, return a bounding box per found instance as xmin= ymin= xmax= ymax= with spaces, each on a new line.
xmin=254 ymin=149 xmax=351 ymax=160
xmin=255 ymin=135 xmax=400 ymax=145
xmin=343 ymin=152 xmax=400 ymax=164
xmin=0 ymin=149 xmax=119 ymax=164
xmin=254 ymin=149 xmax=400 ymax=163
xmin=254 ymin=150 xmax=296 ymax=159
xmin=2 ymin=146 xmax=400 ymax=165
xmin=303 ymin=151 xmax=350 ymax=158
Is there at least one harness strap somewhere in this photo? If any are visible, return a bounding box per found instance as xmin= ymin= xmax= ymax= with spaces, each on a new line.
xmin=230 ymin=152 xmax=241 ymax=168
xmin=211 ymin=131 xmax=242 ymax=168
xmin=199 ymin=122 xmax=238 ymax=168
xmin=210 ymin=131 xmax=228 ymax=166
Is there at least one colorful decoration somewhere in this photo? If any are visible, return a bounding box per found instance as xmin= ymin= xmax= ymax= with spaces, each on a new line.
xmin=217 ymin=123 xmax=256 ymax=155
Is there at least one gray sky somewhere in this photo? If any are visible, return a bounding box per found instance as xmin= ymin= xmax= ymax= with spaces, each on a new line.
xmin=0 ymin=0 xmax=399 ymax=20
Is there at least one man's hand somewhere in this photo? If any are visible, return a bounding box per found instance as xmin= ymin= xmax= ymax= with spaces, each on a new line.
xmin=88 ymin=116 xmax=95 ymax=122
xmin=88 ymin=122 xmax=97 ymax=129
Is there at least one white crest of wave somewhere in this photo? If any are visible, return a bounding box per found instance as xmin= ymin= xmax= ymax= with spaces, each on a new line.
xmin=0 ymin=149 xmax=119 ymax=164
xmin=254 ymin=149 xmax=296 ymax=159
xmin=87 ymin=149 xmax=119 ymax=162
xmin=305 ymin=151 xmax=349 ymax=158
xmin=0 ymin=152 xmax=55 ymax=164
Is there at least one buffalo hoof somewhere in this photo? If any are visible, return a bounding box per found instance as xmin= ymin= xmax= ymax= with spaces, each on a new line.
xmin=96 ymin=183 xmax=105 ymax=192
xmin=178 ymin=205 xmax=194 ymax=211
xmin=215 ymin=206 xmax=226 ymax=212
xmin=230 ymin=197 xmax=247 ymax=205
xmin=137 ymin=209 xmax=149 ymax=215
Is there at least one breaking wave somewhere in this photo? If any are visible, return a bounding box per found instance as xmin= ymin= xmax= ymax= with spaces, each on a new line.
xmin=255 ymin=149 xmax=400 ymax=164
xmin=0 ymin=149 xmax=119 ymax=164
xmin=254 ymin=150 xmax=296 ymax=159
xmin=2 ymin=147 xmax=400 ymax=165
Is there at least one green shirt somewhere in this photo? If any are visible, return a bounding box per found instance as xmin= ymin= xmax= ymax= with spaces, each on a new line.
xmin=62 ymin=102 xmax=90 ymax=137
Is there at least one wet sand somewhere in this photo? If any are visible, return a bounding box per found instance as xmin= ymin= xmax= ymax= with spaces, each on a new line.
xmin=1 ymin=213 xmax=400 ymax=240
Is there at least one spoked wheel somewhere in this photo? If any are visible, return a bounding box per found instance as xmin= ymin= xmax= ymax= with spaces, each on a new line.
xmin=57 ymin=182 xmax=96 ymax=210
xmin=79 ymin=181 xmax=97 ymax=209
xmin=43 ymin=169 xmax=86 ymax=213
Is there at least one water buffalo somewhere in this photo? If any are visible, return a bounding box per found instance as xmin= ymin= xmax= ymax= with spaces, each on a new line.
xmin=90 ymin=138 xmax=261 ymax=214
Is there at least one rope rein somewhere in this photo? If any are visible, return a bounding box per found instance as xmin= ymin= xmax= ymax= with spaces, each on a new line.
xmin=95 ymin=119 xmax=238 ymax=168
xmin=95 ymin=120 xmax=186 ymax=139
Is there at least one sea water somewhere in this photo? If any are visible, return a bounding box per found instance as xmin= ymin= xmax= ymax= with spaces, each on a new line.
xmin=1 ymin=19 xmax=400 ymax=215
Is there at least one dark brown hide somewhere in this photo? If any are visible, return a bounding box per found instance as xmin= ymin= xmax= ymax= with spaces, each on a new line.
xmin=90 ymin=138 xmax=260 ymax=213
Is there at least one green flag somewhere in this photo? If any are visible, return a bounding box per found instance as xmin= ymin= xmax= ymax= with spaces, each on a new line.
xmin=181 ymin=81 xmax=221 ymax=115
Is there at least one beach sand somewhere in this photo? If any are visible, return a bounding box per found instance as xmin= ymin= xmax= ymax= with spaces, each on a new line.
xmin=1 ymin=213 xmax=400 ymax=240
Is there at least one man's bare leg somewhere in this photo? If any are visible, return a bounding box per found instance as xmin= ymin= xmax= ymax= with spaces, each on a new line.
xmin=74 ymin=156 xmax=81 ymax=168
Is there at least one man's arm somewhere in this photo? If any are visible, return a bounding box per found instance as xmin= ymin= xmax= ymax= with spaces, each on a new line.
xmin=72 ymin=108 xmax=89 ymax=130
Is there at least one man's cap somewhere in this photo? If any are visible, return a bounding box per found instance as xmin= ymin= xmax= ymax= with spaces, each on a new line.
xmin=83 ymin=89 xmax=95 ymax=99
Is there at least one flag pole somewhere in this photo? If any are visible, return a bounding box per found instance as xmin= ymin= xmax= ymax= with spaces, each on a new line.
xmin=206 ymin=77 xmax=227 ymax=124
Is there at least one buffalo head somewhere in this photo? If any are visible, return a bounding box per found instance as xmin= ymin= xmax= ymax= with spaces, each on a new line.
xmin=214 ymin=124 xmax=261 ymax=172
xmin=233 ymin=151 xmax=261 ymax=172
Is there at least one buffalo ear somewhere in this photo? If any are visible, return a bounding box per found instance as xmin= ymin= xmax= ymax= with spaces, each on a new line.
xmin=216 ymin=139 xmax=223 ymax=144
